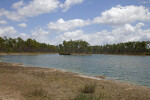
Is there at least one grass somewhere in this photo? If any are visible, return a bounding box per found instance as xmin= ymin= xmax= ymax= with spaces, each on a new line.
xmin=31 ymin=71 xmax=46 ymax=77
xmin=27 ymin=87 xmax=48 ymax=97
xmin=81 ymin=83 xmax=96 ymax=94
xmin=70 ymin=94 xmax=100 ymax=100
xmin=70 ymin=83 xmax=100 ymax=100
xmin=0 ymin=62 xmax=150 ymax=100
xmin=25 ymin=85 xmax=52 ymax=100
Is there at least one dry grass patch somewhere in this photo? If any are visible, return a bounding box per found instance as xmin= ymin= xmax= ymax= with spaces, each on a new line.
xmin=31 ymin=71 xmax=46 ymax=78
xmin=70 ymin=94 xmax=100 ymax=100
xmin=24 ymin=86 xmax=51 ymax=100
xmin=0 ymin=62 xmax=150 ymax=100
xmin=26 ymin=87 xmax=48 ymax=97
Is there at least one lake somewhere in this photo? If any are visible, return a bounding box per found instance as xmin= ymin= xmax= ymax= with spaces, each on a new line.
xmin=0 ymin=54 xmax=150 ymax=87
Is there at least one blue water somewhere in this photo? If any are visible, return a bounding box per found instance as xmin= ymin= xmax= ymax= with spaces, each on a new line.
xmin=0 ymin=54 xmax=150 ymax=87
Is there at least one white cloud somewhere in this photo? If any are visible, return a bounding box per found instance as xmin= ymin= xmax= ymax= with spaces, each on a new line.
xmin=17 ymin=0 xmax=59 ymax=18
xmin=50 ymin=30 xmax=85 ymax=44
xmin=60 ymin=0 xmax=84 ymax=12
xmin=50 ymin=23 xmax=150 ymax=45
xmin=0 ymin=26 xmax=17 ymax=37
xmin=18 ymin=23 xmax=27 ymax=28
xmin=0 ymin=0 xmax=60 ymax=21
xmin=0 ymin=26 xmax=30 ymax=40
xmin=0 ymin=20 xmax=7 ymax=24
xmin=135 ymin=23 xmax=145 ymax=28
xmin=94 ymin=5 xmax=150 ymax=26
xmin=19 ymin=33 xmax=30 ymax=40
xmin=47 ymin=18 xmax=91 ymax=32
xmin=31 ymin=28 xmax=50 ymax=43
xmin=12 ymin=1 xmax=24 ymax=9
xmin=0 ymin=0 xmax=85 ymax=21
xmin=0 ymin=9 xmax=23 ymax=21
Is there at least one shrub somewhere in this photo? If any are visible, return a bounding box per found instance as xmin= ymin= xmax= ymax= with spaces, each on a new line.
xmin=81 ymin=83 xmax=96 ymax=94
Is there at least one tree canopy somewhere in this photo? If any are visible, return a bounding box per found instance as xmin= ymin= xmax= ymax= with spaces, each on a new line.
xmin=92 ymin=41 xmax=150 ymax=55
xmin=0 ymin=36 xmax=150 ymax=55
xmin=0 ymin=37 xmax=58 ymax=53
xmin=59 ymin=40 xmax=150 ymax=55
xmin=58 ymin=40 xmax=92 ymax=55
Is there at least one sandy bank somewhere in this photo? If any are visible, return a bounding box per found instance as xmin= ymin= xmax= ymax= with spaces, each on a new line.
xmin=70 ymin=53 xmax=92 ymax=55
xmin=0 ymin=62 xmax=150 ymax=100
xmin=0 ymin=52 xmax=58 ymax=55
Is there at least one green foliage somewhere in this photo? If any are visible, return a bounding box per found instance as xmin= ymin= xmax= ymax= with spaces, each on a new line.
xmin=0 ymin=36 xmax=58 ymax=53
xmin=1 ymin=36 xmax=150 ymax=55
xmin=81 ymin=84 xmax=96 ymax=94
xmin=92 ymin=41 xmax=150 ymax=55
xmin=59 ymin=40 xmax=92 ymax=54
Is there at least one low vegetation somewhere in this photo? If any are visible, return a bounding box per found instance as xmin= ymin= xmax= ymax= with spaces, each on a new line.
xmin=70 ymin=94 xmax=100 ymax=100
xmin=81 ymin=83 xmax=96 ymax=94
xmin=69 ymin=83 xmax=99 ymax=100
xmin=26 ymin=87 xmax=48 ymax=97
xmin=0 ymin=62 xmax=150 ymax=100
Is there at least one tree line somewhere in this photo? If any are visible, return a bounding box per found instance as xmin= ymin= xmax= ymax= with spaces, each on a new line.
xmin=0 ymin=36 xmax=150 ymax=55
xmin=0 ymin=37 xmax=58 ymax=52
xmin=58 ymin=40 xmax=92 ymax=55
xmin=59 ymin=40 xmax=150 ymax=55
xmin=92 ymin=41 xmax=150 ymax=55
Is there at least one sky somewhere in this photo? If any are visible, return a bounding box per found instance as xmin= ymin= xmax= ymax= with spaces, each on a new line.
xmin=0 ymin=0 xmax=150 ymax=45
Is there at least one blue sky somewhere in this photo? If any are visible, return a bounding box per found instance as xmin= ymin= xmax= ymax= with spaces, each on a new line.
xmin=0 ymin=0 xmax=150 ymax=45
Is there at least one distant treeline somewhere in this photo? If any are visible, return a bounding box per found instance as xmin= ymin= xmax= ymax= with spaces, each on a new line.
xmin=92 ymin=41 xmax=150 ymax=55
xmin=0 ymin=36 xmax=150 ymax=55
xmin=59 ymin=40 xmax=150 ymax=55
xmin=58 ymin=40 xmax=92 ymax=55
xmin=0 ymin=37 xmax=58 ymax=52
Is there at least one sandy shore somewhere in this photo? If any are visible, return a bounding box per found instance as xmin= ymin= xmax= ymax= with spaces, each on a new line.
xmin=0 ymin=52 xmax=58 ymax=55
xmin=0 ymin=62 xmax=150 ymax=100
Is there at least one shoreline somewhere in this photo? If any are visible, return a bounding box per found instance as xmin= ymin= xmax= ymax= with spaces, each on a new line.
xmin=0 ymin=61 xmax=149 ymax=88
xmin=0 ymin=52 xmax=58 ymax=55
xmin=0 ymin=59 xmax=149 ymax=88
xmin=92 ymin=53 xmax=150 ymax=56
xmin=0 ymin=52 xmax=149 ymax=56
xmin=0 ymin=61 xmax=150 ymax=100
xmin=71 ymin=53 xmax=92 ymax=55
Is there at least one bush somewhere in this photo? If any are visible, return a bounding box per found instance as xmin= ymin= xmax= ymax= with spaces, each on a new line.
xmin=81 ymin=83 xmax=96 ymax=94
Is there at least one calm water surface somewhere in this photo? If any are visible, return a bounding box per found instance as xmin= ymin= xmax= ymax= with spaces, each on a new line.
xmin=0 ymin=54 xmax=150 ymax=87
